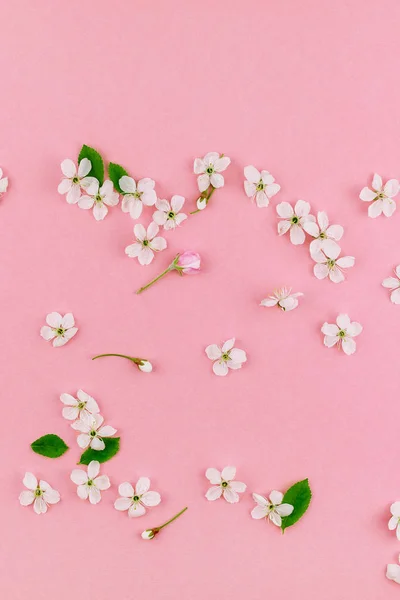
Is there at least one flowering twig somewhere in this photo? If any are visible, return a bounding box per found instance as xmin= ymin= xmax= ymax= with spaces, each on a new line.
xmin=141 ymin=506 xmax=188 ymax=539
xmin=92 ymin=354 xmax=152 ymax=372
xmin=190 ymin=187 xmax=216 ymax=214
xmin=136 ymin=251 xmax=201 ymax=294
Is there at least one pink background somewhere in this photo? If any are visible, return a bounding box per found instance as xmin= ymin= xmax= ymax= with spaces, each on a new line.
xmin=1 ymin=1 xmax=400 ymax=598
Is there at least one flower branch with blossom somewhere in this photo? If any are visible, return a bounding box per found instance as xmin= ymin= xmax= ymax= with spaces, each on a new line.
xmin=136 ymin=251 xmax=201 ymax=294
xmin=191 ymin=152 xmax=231 ymax=213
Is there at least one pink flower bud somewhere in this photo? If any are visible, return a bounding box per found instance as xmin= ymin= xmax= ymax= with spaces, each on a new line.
xmin=176 ymin=251 xmax=201 ymax=275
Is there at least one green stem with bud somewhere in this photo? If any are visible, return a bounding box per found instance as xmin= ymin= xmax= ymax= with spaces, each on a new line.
xmin=190 ymin=186 xmax=216 ymax=214
xmin=136 ymin=254 xmax=182 ymax=294
xmin=92 ymin=353 xmax=145 ymax=365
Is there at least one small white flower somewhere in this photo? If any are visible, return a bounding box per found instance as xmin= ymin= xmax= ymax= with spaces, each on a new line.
xmin=303 ymin=211 xmax=344 ymax=256
xmin=205 ymin=466 xmax=246 ymax=503
xmin=153 ymin=195 xmax=187 ymax=230
xmin=70 ymin=460 xmax=110 ymax=504
xmin=40 ymin=312 xmax=78 ymax=347
xmin=244 ymin=165 xmax=280 ymax=207
xmin=125 ymin=222 xmax=167 ymax=266
xmin=387 ymin=555 xmax=400 ymax=585
xmin=260 ymin=287 xmax=303 ymax=311
xmin=276 ymin=200 xmax=315 ymax=245
xmin=19 ymin=472 xmax=60 ymax=514
xmin=141 ymin=529 xmax=155 ymax=539
xmin=321 ymin=314 xmax=362 ymax=356
xmin=57 ymin=158 xmax=99 ymax=204
xmin=0 ymin=167 xmax=9 ymax=196
xmin=251 ymin=491 xmax=293 ymax=526
xmin=120 ymin=176 xmax=157 ymax=219
xmin=114 ymin=478 xmax=161 ymax=517
xmin=312 ymin=246 xmax=355 ymax=283
xmin=205 ymin=338 xmax=247 ymax=376
xmin=382 ymin=266 xmax=400 ymax=304
xmin=360 ymin=173 xmax=399 ymax=218
xmin=71 ymin=413 xmax=117 ymax=451
xmin=77 ymin=180 xmax=119 ymax=221
xmin=388 ymin=502 xmax=400 ymax=540
xmin=194 ymin=152 xmax=231 ymax=193
xmin=60 ymin=389 xmax=100 ymax=421
xmin=138 ymin=360 xmax=153 ymax=373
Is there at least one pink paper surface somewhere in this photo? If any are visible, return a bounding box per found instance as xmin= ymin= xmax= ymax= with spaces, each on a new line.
xmin=1 ymin=1 xmax=399 ymax=598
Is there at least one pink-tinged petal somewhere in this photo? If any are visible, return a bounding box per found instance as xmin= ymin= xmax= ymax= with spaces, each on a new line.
xmin=275 ymin=503 xmax=294 ymax=517
xmin=203 ymin=152 xmax=219 ymax=165
xmin=309 ymin=239 xmax=323 ymax=256
xmin=138 ymin=247 xmax=154 ymax=266
xmin=336 ymin=314 xmax=351 ymax=329
xmin=93 ymin=203 xmax=108 ymax=221
xmin=214 ymin=156 xmax=231 ymax=172
xmin=88 ymin=487 xmax=101 ymax=504
xmin=63 ymin=327 xmax=78 ymax=341
xmin=23 ymin=472 xmax=38 ymax=490
xmin=141 ymin=491 xmax=161 ymax=507
xmin=321 ymin=239 xmax=342 ymax=257
xmin=90 ymin=436 xmax=105 ymax=451
xmin=323 ymin=243 xmax=341 ymax=260
xmin=230 ymin=481 xmax=246 ymax=493
xmin=261 ymin=170 xmax=275 ymax=184
xmin=43 ymin=488 xmax=60 ymax=504
xmin=303 ymin=221 xmax=319 ymax=237
xmin=62 ymin=406 xmax=79 ymax=420
xmin=372 ymin=173 xmax=383 ymax=192
xmin=129 ymin=198 xmax=143 ymax=219
xmin=119 ymin=482 xmax=134 ymax=497
xmin=34 ymin=497 xmax=48 ymax=514
xmin=88 ymin=461 xmax=100 ymax=479
xmin=205 ymin=486 xmax=223 ymax=501
xmin=93 ymin=475 xmax=110 ymax=490
xmin=66 ymin=184 xmax=81 ymax=204
xmin=46 ymin=312 xmax=62 ymax=328
xmin=77 ymin=434 xmax=91 ymax=449
xmin=61 ymin=313 xmax=75 ymax=328
xmin=60 ymin=392 xmax=77 ymax=406
xmin=294 ymin=199 xmax=311 ymax=217
xmin=386 ymin=564 xmax=400 ymax=582
xmin=40 ymin=326 xmax=56 ymax=341
xmin=368 ymin=200 xmax=383 ymax=218
xmin=222 ymin=338 xmax=235 ymax=352
xmin=336 ymin=256 xmax=355 ymax=268
xmin=205 ymin=344 xmax=222 ymax=360
xmin=260 ymin=297 xmax=279 ymax=307
xmin=125 ymin=242 xmax=142 ymax=258
xmin=317 ymin=211 xmax=329 ymax=230
xmin=210 ymin=173 xmax=224 ymax=188
xmin=121 ymin=194 xmax=133 ymax=213
xmin=251 ymin=505 xmax=267 ymax=519
xmin=382 ymin=198 xmax=396 ymax=217
xmin=269 ymin=490 xmax=283 ymax=505
xmin=141 ymin=190 xmax=157 ymax=207
xmin=171 ymin=195 xmax=185 ymax=212
xmin=58 ymin=178 xmax=72 ymax=194
xmin=244 ymin=165 xmax=261 ymax=184
xmin=98 ymin=425 xmax=116 ymax=437
xmin=70 ymin=469 xmax=88 ymax=485
xmin=278 ymin=220 xmax=291 ymax=236
xmin=134 ymin=223 xmax=147 ymax=241
xmin=384 ymin=179 xmax=399 ymax=198
xmin=193 ymin=158 xmax=205 ymax=174
xmin=128 ymin=503 xmax=146 ymax=517
xmin=391 ymin=288 xmax=400 ymax=304
xmin=391 ymin=502 xmax=400 ymax=518
xmin=77 ymin=485 xmax=89 ymax=500
xmin=213 ymin=361 xmax=229 ymax=376
xmin=205 ymin=468 xmax=222 ymax=484
xmin=81 ymin=177 xmax=99 ymax=195
xmin=329 ymin=266 xmax=345 ymax=283
xmin=290 ymin=225 xmax=305 ymax=245
xmin=78 ymin=195 xmax=95 ymax=209
xmin=326 ymin=224 xmax=344 ymax=240
xmin=61 ymin=159 xmax=77 ymax=178
xmin=279 ymin=297 xmax=299 ymax=311
xmin=137 ymin=177 xmax=155 ymax=192
xmin=276 ymin=202 xmax=293 ymax=218
xmin=227 ymin=360 xmax=242 ymax=370
xmin=269 ymin=511 xmax=282 ymax=527
xmin=255 ymin=190 xmax=269 ymax=207
xmin=155 ymin=198 xmax=170 ymax=211
xmin=153 ymin=210 xmax=168 ymax=226
xmin=244 ymin=181 xmax=256 ymax=198
xmin=150 ymin=236 xmax=167 ymax=251
xmin=221 ymin=466 xmax=236 ymax=481
xmin=252 ymin=493 xmax=268 ymax=506
xmin=342 ymin=337 xmax=356 ymax=355
xmin=347 ymin=322 xmax=362 ymax=337
xmin=265 ymin=183 xmax=280 ymax=198
xmin=321 ymin=323 xmax=339 ymax=336
xmin=146 ymin=221 xmax=159 ymax=240
xmin=114 ymin=497 xmax=132 ymax=511
xmin=119 ymin=176 xmax=136 ymax=194
xmin=77 ymin=158 xmax=91 ymax=178
xmin=229 ymin=348 xmax=247 ymax=363
xmin=223 ymin=488 xmax=239 ymax=503
xmin=388 ymin=516 xmax=399 ymax=530
xmin=382 ymin=277 xmax=400 ymax=289
xmin=174 ymin=213 xmax=187 ymax=226
xmin=19 ymin=490 xmax=35 ymax=506
xmin=324 ymin=335 xmax=339 ymax=348
xmin=135 ymin=477 xmax=150 ymax=495
xmin=359 ymin=187 xmax=376 ymax=202
xmin=197 ymin=174 xmax=210 ymax=192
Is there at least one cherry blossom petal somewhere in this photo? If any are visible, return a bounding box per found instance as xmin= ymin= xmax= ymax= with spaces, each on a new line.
xmin=372 ymin=173 xmax=382 ymax=191
xmin=342 ymin=337 xmax=356 ymax=355
xmin=93 ymin=475 xmax=110 ymax=490
xmin=128 ymin=503 xmax=146 ymax=517
xmin=197 ymin=174 xmax=210 ymax=192
xmin=294 ymin=200 xmax=310 ymax=217
xmin=222 ymin=338 xmax=235 ymax=353
xmin=136 ymin=477 xmax=150 ymax=495
xmin=93 ymin=203 xmax=108 ymax=221
xmin=114 ymin=497 xmax=132 ymax=511
xmin=150 ymin=237 xmax=167 ymax=251
xmin=326 ymin=224 xmax=344 ymax=240
xmin=205 ymin=486 xmax=223 ymax=501
xmin=290 ymin=225 xmax=305 ymax=245
xmin=193 ymin=158 xmax=205 ymax=174
xmin=213 ymin=361 xmax=229 ymax=376
xmin=359 ymin=187 xmax=376 ymax=202
xmin=141 ymin=491 xmax=161 ymax=507
xmin=138 ymin=247 xmax=154 ymax=266
xmin=230 ymin=481 xmax=246 ymax=493
xmin=229 ymin=348 xmax=247 ymax=363
xmin=210 ymin=173 xmax=224 ymax=188
xmin=346 ymin=322 xmax=362 ymax=337
xmin=205 ymin=344 xmax=222 ymax=360
xmin=276 ymin=202 xmax=293 ymax=218
xmin=329 ymin=266 xmax=345 ymax=283
xmin=368 ymin=200 xmax=383 ymax=218
xmin=324 ymin=336 xmax=338 ymax=348
xmin=321 ymin=323 xmax=339 ymax=336
xmin=336 ymin=314 xmax=350 ymax=329
xmin=19 ymin=490 xmax=35 ymax=506
xmin=269 ymin=490 xmax=284 ymax=505
xmin=244 ymin=165 xmax=261 ymax=184
xmin=223 ymin=488 xmax=239 ymax=503
xmin=244 ymin=181 xmax=256 ymax=198
xmin=391 ymin=288 xmax=400 ymax=304
xmin=275 ymin=503 xmax=294 ymax=517
xmin=23 ymin=472 xmax=38 ymax=490
xmin=119 ymin=176 xmax=136 ymax=194
xmin=251 ymin=505 xmax=267 ymax=519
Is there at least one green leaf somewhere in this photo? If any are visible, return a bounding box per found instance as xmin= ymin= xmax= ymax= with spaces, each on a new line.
xmin=78 ymin=437 xmax=120 ymax=465
xmin=108 ymin=162 xmax=129 ymax=193
xmin=78 ymin=144 xmax=104 ymax=185
xmin=281 ymin=478 xmax=312 ymax=532
xmin=31 ymin=434 xmax=69 ymax=458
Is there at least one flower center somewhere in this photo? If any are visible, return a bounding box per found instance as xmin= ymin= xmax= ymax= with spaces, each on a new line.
xmin=222 ymin=352 xmax=230 ymax=361
xmin=221 ymin=481 xmax=228 ymax=488
xmin=338 ymin=329 xmax=346 ymax=338
xmin=133 ymin=191 xmax=142 ymax=199
xmin=90 ymin=430 xmax=97 ymax=437
xmin=291 ymin=216 xmax=299 ymax=224
xmin=143 ymin=240 xmax=149 ymax=246
xmin=256 ymin=181 xmax=265 ymax=191
xmin=95 ymin=194 xmax=102 ymax=203
xmin=133 ymin=495 xmax=140 ymax=502
xmin=168 ymin=211 xmax=175 ymax=219
xmin=56 ymin=327 xmax=65 ymax=336
xmin=319 ymin=232 xmax=327 ymax=239
xmin=72 ymin=176 xmax=79 ymax=184
xmin=78 ymin=402 xmax=86 ymax=409
xmin=327 ymin=259 xmax=336 ymax=269
xmin=206 ymin=166 xmax=214 ymax=175
xmin=34 ymin=488 xmax=42 ymax=497
xmin=87 ymin=479 xmax=93 ymax=486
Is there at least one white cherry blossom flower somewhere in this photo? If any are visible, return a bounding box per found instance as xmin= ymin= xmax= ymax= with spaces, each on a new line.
xmin=244 ymin=165 xmax=280 ymax=207
xmin=360 ymin=173 xmax=399 ymax=218
xmin=276 ymin=200 xmax=315 ymax=245
xmin=40 ymin=312 xmax=78 ymax=347
xmin=382 ymin=266 xmax=400 ymax=304
xmin=251 ymin=490 xmax=293 ymax=526
xmin=120 ymin=176 xmax=157 ymax=219
xmin=388 ymin=502 xmax=400 ymax=540
xmin=205 ymin=466 xmax=246 ymax=503
xmin=387 ymin=555 xmax=400 ymax=585
xmin=70 ymin=460 xmax=110 ymax=504
xmin=260 ymin=287 xmax=303 ymax=311
xmin=205 ymin=338 xmax=247 ymax=376
xmin=194 ymin=152 xmax=231 ymax=192
xmin=153 ymin=195 xmax=187 ymax=230
xmin=312 ymin=246 xmax=355 ymax=283
xmin=125 ymin=222 xmax=167 ymax=266
xmin=78 ymin=180 xmax=119 ymax=220
xmin=57 ymin=158 xmax=98 ymax=204
xmin=19 ymin=472 xmax=60 ymax=514
xmin=114 ymin=477 xmax=161 ymax=517
xmin=71 ymin=413 xmax=117 ymax=451
xmin=321 ymin=314 xmax=362 ymax=355
xmin=60 ymin=389 xmax=100 ymax=421
xmin=0 ymin=167 xmax=8 ymax=196
xmin=303 ymin=211 xmax=344 ymax=256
